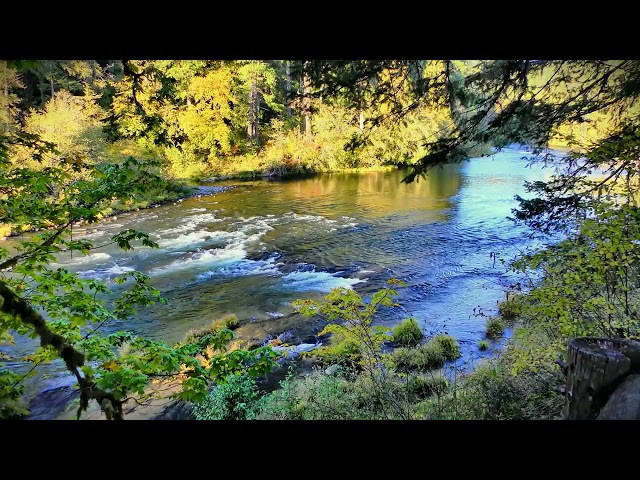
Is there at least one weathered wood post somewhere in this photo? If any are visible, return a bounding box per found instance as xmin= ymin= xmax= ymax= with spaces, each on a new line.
xmin=562 ymin=337 xmax=640 ymax=420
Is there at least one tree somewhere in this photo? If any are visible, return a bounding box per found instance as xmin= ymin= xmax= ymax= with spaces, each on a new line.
xmin=0 ymin=61 xmax=23 ymax=133
xmin=11 ymin=89 xmax=108 ymax=170
xmin=237 ymin=60 xmax=282 ymax=147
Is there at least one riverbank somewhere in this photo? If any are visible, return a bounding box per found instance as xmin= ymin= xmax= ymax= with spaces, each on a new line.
xmin=26 ymin=308 xmax=329 ymax=420
xmin=0 ymin=163 xmax=400 ymax=240
xmin=195 ymin=164 xmax=399 ymax=182
xmin=0 ymin=182 xmax=233 ymax=240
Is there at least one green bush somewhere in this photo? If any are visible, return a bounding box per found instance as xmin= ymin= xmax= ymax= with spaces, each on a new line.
xmin=408 ymin=374 xmax=449 ymax=399
xmin=413 ymin=342 xmax=446 ymax=370
xmin=257 ymin=370 xmax=375 ymax=420
xmin=413 ymin=357 xmax=564 ymax=421
xmin=486 ymin=317 xmax=506 ymax=339
xmin=304 ymin=337 xmax=362 ymax=367
xmin=392 ymin=318 xmax=423 ymax=347
xmin=183 ymin=314 xmax=239 ymax=344
xmin=453 ymin=361 xmax=562 ymax=420
xmin=498 ymin=294 xmax=525 ymax=324
xmin=258 ymin=368 xmax=414 ymax=420
xmin=392 ymin=342 xmax=446 ymax=372
xmin=391 ymin=347 xmax=415 ymax=372
xmin=193 ymin=374 xmax=263 ymax=420
xmin=478 ymin=340 xmax=490 ymax=351
xmin=431 ymin=334 xmax=461 ymax=361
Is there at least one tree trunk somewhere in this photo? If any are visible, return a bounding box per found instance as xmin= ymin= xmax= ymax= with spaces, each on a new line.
xmin=247 ymin=78 xmax=254 ymax=145
xmin=597 ymin=374 xmax=640 ymax=420
xmin=247 ymin=74 xmax=259 ymax=146
xmin=50 ymin=78 xmax=55 ymax=100
xmin=3 ymin=62 xmax=8 ymax=97
xmin=563 ymin=337 xmax=640 ymax=419
xmin=285 ymin=61 xmax=291 ymax=118
xmin=359 ymin=110 xmax=364 ymax=132
xmin=253 ymin=87 xmax=261 ymax=145
xmin=302 ymin=62 xmax=312 ymax=139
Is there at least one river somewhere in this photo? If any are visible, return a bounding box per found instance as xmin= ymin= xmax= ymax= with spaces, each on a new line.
xmin=2 ymin=146 xmax=558 ymax=411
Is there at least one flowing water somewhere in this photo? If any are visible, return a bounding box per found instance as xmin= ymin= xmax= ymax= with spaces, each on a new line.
xmin=2 ymin=146 xmax=559 ymax=404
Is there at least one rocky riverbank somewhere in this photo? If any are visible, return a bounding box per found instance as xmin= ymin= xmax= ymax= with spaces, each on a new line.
xmin=1 ymin=184 xmax=235 ymax=241
xmin=25 ymin=308 xmax=329 ymax=420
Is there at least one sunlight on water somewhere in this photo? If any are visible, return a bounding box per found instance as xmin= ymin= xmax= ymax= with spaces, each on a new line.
xmin=2 ymin=146 xmax=562 ymax=385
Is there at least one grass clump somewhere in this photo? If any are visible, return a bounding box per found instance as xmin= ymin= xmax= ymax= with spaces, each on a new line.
xmin=391 ymin=347 xmax=415 ymax=372
xmin=392 ymin=317 xmax=423 ymax=347
xmin=485 ymin=317 xmax=506 ymax=339
xmin=408 ymin=374 xmax=449 ymax=399
xmin=222 ymin=314 xmax=240 ymax=330
xmin=392 ymin=342 xmax=446 ymax=372
xmin=498 ymin=294 xmax=525 ymax=325
xmin=183 ymin=314 xmax=239 ymax=344
xmin=304 ymin=337 xmax=362 ymax=367
xmin=391 ymin=337 xmax=448 ymax=372
xmin=431 ymin=334 xmax=461 ymax=361
xmin=478 ymin=340 xmax=490 ymax=351
xmin=413 ymin=342 xmax=446 ymax=370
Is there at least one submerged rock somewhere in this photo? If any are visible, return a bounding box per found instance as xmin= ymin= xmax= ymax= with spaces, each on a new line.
xmin=193 ymin=185 xmax=235 ymax=196
xmin=152 ymin=399 xmax=194 ymax=420
xmin=26 ymin=385 xmax=78 ymax=420
xmin=324 ymin=364 xmax=341 ymax=376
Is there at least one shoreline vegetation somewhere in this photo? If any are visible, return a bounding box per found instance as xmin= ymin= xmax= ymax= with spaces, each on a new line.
xmin=0 ymin=163 xmax=404 ymax=240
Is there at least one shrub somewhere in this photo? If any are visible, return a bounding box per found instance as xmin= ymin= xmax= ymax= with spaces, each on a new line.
xmin=392 ymin=318 xmax=423 ymax=347
xmin=257 ymin=369 xmax=374 ymax=420
xmin=304 ymin=337 xmax=362 ymax=367
xmin=498 ymin=294 xmax=525 ymax=324
xmin=193 ymin=374 xmax=262 ymax=420
xmin=408 ymin=374 xmax=449 ymax=399
xmin=478 ymin=340 xmax=490 ymax=351
xmin=413 ymin=342 xmax=446 ymax=370
xmin=413 ymin=357 xmax=564 ymax=421
xmin=392 ymin=342 xmax=446 ymax=372
xmin=452 ymin=360 xmax=563 ymax=420
xmin=431 ymin=334 xmax=461 ymax=361
xmin=486 ymin=317 xmax=506 ymax=339
xmin=392 ymin=347 xmax=414 ymax=372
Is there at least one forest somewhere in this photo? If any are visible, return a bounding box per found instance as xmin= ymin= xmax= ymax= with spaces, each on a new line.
xmin=1 ymin=60 xmax=640 ymax=420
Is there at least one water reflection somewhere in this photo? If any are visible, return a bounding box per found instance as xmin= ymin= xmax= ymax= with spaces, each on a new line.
xmin=215 ymin=165 xmax=460 ymax=223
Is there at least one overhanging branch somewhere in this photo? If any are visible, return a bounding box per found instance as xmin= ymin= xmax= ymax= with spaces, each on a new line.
xmin=0 ymin=280 xmax=124 ymax=419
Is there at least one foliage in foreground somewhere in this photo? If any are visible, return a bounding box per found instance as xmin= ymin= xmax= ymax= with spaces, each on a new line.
xmin=191 ymin=281 xmax=561 ymax=421
xmin=192 ymin=373 xmax=263 ymax=420
xmin=0 ymin=133 xmax=277 ymax=419
xmin=254 ymin=327 xmax=564 ymax=420
xmin=261 ymin=283 xmax=563 ymax=420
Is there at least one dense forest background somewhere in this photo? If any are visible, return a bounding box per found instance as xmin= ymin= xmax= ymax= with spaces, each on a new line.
xmin=0 ymin=60 xmax=615 ymax=182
